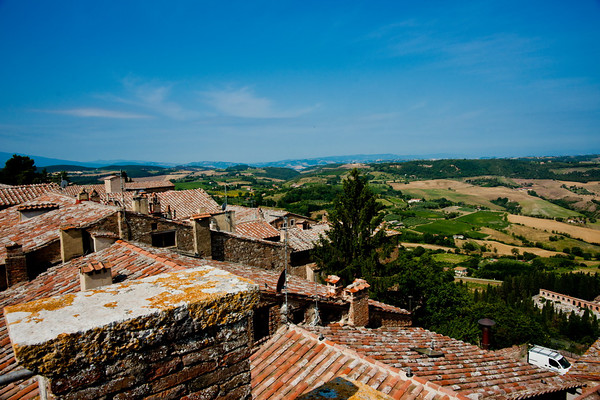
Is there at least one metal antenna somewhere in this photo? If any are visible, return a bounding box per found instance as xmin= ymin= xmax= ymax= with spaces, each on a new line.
xmin=283 ymin=216 xmax=289 ymax=323
xmin=311 ymin=268 xmax=321 ymax=326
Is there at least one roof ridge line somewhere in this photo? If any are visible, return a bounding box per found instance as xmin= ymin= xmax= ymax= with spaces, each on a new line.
xmin=287 ymin=324 xmax=469 ymax=400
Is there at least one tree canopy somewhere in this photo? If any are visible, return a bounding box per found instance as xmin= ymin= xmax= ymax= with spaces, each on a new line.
xmin=312 ymin=168 xmax=387 ymax=283
xmin=0 ymin=154 xmax=50 ymax=185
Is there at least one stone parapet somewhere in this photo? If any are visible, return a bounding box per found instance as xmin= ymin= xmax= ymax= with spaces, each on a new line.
xmin=4 ymin=266 xmax=259 ymax=399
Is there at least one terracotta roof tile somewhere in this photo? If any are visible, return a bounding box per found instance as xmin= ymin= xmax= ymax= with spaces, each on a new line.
xmin=61 ymin=185 xmax=220 ymax=220
xmin=286 ymin=224 xmax=329 ymax=252
xmin=569 ymin=338 xmax=600 ymax=383
xmin=251 ymin=324 xmax=467 ymax=400
xmin=235 ymin=220 xmax=280 ymax=240
xmin=0 ymin=192 xmax=118 ymax=264
xmin=304 ymin=325 xmax=581 ymax=399
xmin=0 ymin=183 xmax=59 ymax=207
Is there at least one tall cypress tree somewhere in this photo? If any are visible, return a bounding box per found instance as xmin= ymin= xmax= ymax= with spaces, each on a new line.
xmin=312 ymin=168 xmax=386 ymax=283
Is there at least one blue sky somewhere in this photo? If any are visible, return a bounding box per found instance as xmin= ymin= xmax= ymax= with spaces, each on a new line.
xmin=0 ymin=1 xmax=599 ymax=164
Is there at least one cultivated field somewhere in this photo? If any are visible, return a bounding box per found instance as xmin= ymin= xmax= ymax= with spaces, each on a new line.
xmin=392 ymin=179 xmax=581 ymax=218
xmin=508 ymin=214 xmax=600 ymax=244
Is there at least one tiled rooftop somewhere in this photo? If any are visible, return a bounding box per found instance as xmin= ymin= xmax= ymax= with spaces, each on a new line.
xmin=60 ymin=185 xmax=221 ymax=219
xmin=251 ymin=324 xmax=467 ymax=400
xmin=304 ymin=325 xmax=581 ymax=399
xmin=0 ymin=183 xmax=59 ymax=207
xmin=235 ymin=220 xmax=280 ymax=240
xmin=570 ymin=338 xmax=600 ymax=383
xmin=0 ymin=192 xmax=118 ymax=263
xmin=227 ymin=204 xmax=264 ymax=224
xmin=286 ymin=224 xmax=330 ymax=252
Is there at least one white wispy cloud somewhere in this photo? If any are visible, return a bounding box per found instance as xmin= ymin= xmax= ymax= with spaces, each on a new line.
xmin=201 ymin=87 xmax=316 ymax=119
xmin=42 ymin=108 xmax=151 ymax=119
xmin=105 ymin=78 xmax=202 ymax=120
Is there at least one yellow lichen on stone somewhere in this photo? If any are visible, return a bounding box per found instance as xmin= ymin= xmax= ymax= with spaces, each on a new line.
xmin=5 ymin=294 xmax=76 ymax=322
xmin=103 ymin=302 xmax=118 ymax=308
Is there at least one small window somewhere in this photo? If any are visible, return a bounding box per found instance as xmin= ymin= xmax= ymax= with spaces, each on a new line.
xmin=549 ymin=359 xmax=559 ymax=368
xmin=151 ymin=222 xmax=158 ymax=230
xmin=151 ymin=230 xmax=176 ymax=247
xmin=253 ymin=307 xmax=271 ymax=342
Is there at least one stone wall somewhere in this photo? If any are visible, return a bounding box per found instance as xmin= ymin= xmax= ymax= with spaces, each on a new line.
xmin=211 ymin=231 xmax=290 ymax=270
xmin=369 ymin=310 xmax=412 ymax=327
xmin=4 ymin=267 xmax=259 ymax=400
xmin=116 ymin=211 xmax=195 ymax=252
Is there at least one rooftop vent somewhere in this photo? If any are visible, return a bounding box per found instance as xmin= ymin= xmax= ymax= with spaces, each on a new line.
xmin=79 ymin=261 xmax=112 ymax=291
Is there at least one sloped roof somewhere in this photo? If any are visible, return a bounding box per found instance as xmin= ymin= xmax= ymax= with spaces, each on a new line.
xmin=227 ymin=204 xmax=263 ymax=224
xmin=569 ymin=338 xmax=600 ymax=383
xmin=60 ymin=185 xmax=221 ymax=220
xmin=286 ymin=224 xmax=329 ymax=252
xmin=251 ymin=324 xmax=466 ymax=400
xmin=235 ymin=220 xmax=280 ymax=240
xmin=304 ymin=325 xmax=581 ymax=399
xmin=0 ymin=183 xmax=60 ymax=207
xmin=0 ymin=192 xmax=118 ymax=264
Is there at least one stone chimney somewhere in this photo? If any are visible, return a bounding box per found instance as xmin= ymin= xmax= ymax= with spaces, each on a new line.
xmin=345 ymin=278 xmax=370 ymax=327
xmin=191 ymin=213 xmax=212 ymax=258
xmin=132 ymin=193 xmax=149 ymax=214
xmin=104 ymin=175 xmax=121 ymax=194
xmin=4 ymin=267 xmax=259 ymax=400
xmin=5 ymin=243 xmax=28 ymax=287
xmin=149 ymin=193 xmax=161 ymax=216
xmin=77 ymin=188 xmax=89 ymax=202
xmin=89 ymin=189 xmax=100 ymax=202
xmin=60 ymin=226 xmax=84 ymax=263
xmin=79 ymin=261 xmax=113 ymax=291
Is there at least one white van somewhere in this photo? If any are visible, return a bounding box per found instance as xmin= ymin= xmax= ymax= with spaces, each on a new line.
xmin=527 ymin=345 xmax=571 ymax=375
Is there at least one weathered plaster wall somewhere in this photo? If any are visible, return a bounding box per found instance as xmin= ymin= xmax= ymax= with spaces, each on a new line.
xmin=4 ymin=267 xmax=259 ymax=399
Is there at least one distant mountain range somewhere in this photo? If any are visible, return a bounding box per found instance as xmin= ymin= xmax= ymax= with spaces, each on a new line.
xmin=0 ymin=151 xmax=471 ymax=171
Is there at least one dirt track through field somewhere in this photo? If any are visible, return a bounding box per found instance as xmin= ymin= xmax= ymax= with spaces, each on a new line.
xmin=508 ymin=214 xmax=600 ymax=244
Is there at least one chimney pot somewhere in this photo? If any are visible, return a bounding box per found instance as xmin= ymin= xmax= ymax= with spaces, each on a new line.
xmin=478 ymin=318 xmax=496 ymax=350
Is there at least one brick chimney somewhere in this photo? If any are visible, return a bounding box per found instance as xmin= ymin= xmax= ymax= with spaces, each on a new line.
xmin=132 ymin=193 xmax=149 ymax=214
xmin=345 ymin=279 xmax=370 ymax=327
xmin=60 ymin=226 xmax=84 ymax=263
xmin=191 ymin=213 xmax=212 ymax=258
xmin=5 ymin=243 xmax=28 ymax=287
xmin=79 ymin=261 xmax=113 ymax=291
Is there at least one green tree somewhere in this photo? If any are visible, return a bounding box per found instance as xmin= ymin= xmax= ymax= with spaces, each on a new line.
xmin=312 ymin=169 xmax=386 ymax=283
xmin=0 ymin=154 xmax=49 ymax=185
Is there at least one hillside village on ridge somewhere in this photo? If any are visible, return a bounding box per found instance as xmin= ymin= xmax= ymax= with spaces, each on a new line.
xmin=0 ymin=175 xmax=599 ymax=400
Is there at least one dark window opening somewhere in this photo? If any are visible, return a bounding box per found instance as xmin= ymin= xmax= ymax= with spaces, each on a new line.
xmin=151 ymin=230 xmax=176 ymax=247
xmin=292 ymin=309 xmax=304 ymax=324
xmin=253 ymin=307 xmax=271 ymax=342
xmin=151 ymin=222 xmax=158 ymax=230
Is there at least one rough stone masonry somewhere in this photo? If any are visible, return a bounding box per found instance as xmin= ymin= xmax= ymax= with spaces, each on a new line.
xmin=4 ymin=267 xmax=259 ymax=400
